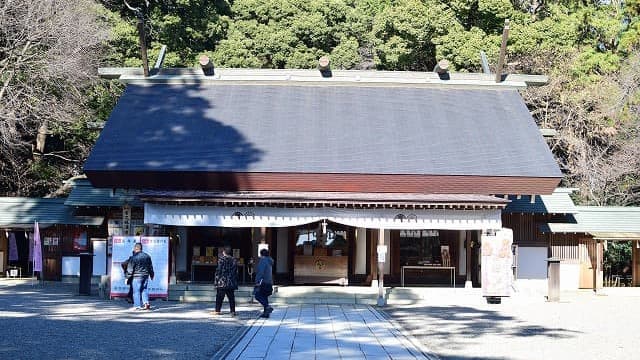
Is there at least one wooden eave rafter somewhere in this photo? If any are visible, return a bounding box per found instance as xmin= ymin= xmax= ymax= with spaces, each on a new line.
xmin=141 ymin=197 xmax=506 ymax=210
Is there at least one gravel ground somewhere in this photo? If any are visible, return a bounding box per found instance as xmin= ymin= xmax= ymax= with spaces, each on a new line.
xmin=0 ymin=280 xmax=259 ymax=360
xmin=382 ymin=289 xmax=640 ymax=360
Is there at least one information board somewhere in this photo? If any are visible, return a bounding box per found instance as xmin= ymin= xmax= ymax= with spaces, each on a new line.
xmin=110 ymin=236 xmax=169 ymax=299
xmin=481 ymin=228 xmax=513 ymax=298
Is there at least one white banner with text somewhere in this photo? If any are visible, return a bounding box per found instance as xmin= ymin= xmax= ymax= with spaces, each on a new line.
xmin=110 ymin=236 xmax=169 ymax=299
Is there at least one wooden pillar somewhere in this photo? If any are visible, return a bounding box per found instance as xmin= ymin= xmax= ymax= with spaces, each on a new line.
xmin=593 ymin=240 xmax=603 ymax=292
xmin=368 ymin=229 xmax=376 ymax=282
xmin=252 ymin=227 xmax=266 ymax=259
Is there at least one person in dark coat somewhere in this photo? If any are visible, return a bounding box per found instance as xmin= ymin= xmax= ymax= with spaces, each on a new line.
xmin=213 ymin=246 xmax=238 ymax=316
xmin=254 ymin=248 xmax=274 ymax=318
xmin=121 ymin=255 xmax=133 ymax=303
xmin=126 ymin=243 xmax=154 ymax=310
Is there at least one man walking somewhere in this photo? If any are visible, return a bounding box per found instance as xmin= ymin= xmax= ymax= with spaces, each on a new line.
xmin=127 ymin=243 xmax=154 ymax=310
xmin=254 ymin=248 xmax=274 ymax=318
xmin=213 ymin=246 xmax=238 ymax=316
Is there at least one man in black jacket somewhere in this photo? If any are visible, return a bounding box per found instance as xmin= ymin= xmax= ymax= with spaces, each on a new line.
xmin=126 ymin=243 xmax=154 ymax=310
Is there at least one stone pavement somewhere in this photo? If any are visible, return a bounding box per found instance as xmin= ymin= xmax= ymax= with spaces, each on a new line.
xmin=382 ymin=288 xmax=640 ymax=360
xmin=223 ymin=304 xmax=433 ymax=360
xmin=0 ymin=279 xmax=258 ymax=360
xmin=6 ymin=278 xmax=639 ymax=360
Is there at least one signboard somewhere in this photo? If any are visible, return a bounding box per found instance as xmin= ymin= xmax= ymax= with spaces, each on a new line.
xmin=377 ymin=245 xmax=387 ymax=263
xmin=481 ymin=228 xmax=513 ymax=298
xmin=122 ymin=205 xmax=131 ymax=236
xmin=72 ymin=230 xmax=88 ymax=251
xmin=110 ymin=236 xmax=169 ymax=299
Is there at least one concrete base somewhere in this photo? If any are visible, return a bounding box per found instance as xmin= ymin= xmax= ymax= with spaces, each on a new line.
xmin=169 ymin=275 xmax=177 ymax=285
xmin=465 ymin=280 xmax=473 ymax=289
xmin=98 ymin=275 xmax=110 ymax=299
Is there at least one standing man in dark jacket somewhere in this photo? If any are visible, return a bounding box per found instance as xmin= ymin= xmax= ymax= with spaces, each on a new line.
xmin=213 ymin=246 xmax=238 ymax=316
xmin=127 ymin=243 xmax=154 ymax=310
xmin=254 ymin=248 xmax=274 ymax=318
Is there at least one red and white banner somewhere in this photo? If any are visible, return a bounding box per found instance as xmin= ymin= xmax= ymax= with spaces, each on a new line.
xmin=110 ymin=236 xmax=169 ymax=299
xmin=481 ymin=228 xmax=513 ymax=298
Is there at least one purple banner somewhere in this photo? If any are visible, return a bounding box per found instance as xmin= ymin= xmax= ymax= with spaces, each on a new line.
xmin=8 ymin=232 xmax=18 ymax=261
xmin=28 ymin=232 xmax=33 ymax=262
xmin=33 ymin=222 xmax=43 ymax=272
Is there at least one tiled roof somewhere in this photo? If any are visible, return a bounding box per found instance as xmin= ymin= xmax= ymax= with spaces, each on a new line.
xmin=65 ymin=179 xmax=141 ymax=207
xmin=503 ymin=188 xmax=577 ymax=214
xmin=541 ymin=206 xmax=640 ymax=239
xmin=0 ymin=197 xmax=104 ymax=228
xmin=84 ymin=83 xmax=561 ymax=183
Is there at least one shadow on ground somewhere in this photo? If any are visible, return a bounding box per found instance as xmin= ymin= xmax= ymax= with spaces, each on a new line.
xmin=383 ymin=304 xmax=581 ymax=359
xmin=0 ymin=283 xmax=257 ymax=360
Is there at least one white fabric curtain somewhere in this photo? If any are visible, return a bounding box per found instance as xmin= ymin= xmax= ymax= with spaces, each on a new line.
xmin=145 ymin=203 xmax=501 ymax=230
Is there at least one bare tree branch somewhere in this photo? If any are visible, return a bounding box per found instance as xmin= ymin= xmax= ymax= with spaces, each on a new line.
xmin=0 ymin=0 xmax=110 ymax=196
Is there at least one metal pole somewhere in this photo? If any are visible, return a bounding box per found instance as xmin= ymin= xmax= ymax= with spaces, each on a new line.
xmin=377 ymin=228 xmax=385 ymax=306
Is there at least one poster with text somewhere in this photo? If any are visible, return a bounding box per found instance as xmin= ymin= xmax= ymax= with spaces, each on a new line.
xmin=481 ymin=228 xmax=513 ymax=298
xmin=110 ymin=236 xmax=169 ymax=299
xmin=140 ymin=236 xmax=169 ymax=299
xmin=73 ymin=230 xmax=88 ymax=251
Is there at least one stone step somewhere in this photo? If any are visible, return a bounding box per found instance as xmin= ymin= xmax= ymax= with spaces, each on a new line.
xmin=167 ymin=285 xmax=479 ymax=305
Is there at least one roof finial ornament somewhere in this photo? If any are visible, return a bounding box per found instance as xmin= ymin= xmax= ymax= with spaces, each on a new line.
xmin=318 ymin=56 xmax=332 ymax=78
xmin=124 ymin=0 xmax=150 ymax=77
xmin=495 ymin=19 xmax=510 ymax=83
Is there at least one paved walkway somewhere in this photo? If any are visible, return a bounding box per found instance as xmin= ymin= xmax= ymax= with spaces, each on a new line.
xmin=224 ymin=304 xmax=433 ymax=360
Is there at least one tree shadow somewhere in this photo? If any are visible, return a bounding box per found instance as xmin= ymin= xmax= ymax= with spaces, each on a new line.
xmin=383 ymin=304 xmax=582 ymax=359
xmin=84 ymin=84 xmax=264 ymax=190
xmin=0 ymin=283 xmax=256 ymax=359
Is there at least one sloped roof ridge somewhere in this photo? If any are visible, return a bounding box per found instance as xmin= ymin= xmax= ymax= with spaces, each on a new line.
xmin=99 ymin=67 xmax=547 ymax=89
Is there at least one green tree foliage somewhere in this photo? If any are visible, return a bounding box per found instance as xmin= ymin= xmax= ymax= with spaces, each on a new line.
xmin=2 ymin=0 xmax=639 ymax=204
xmin=604 ymin=241 xmax=632 ymax=278
xmin=99 ymin=0 xmax=231 ymax=66
xmin=212 ymin=0 xmax=358 ymax=68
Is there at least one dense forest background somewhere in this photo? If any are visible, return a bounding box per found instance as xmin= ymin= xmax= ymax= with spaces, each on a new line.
xmin=1 ymin=0 xmax=639 ymax=206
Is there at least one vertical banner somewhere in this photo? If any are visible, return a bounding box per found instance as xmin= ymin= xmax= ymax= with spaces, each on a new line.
xmin=33 ymin=222 xmax=42 ymax=273
xmin=140 ymin=236 xmax=169 ymax=299
xmin=481 ymin=228 xmax=513 ymax=298
xmin=110 ymin=236 xmax=169 ymax=299
xmin=110 ymin=236 xmax=138 ymax=297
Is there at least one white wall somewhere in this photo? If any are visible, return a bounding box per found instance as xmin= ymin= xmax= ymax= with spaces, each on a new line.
xmin=92 ymin=240 xmax=107 ymax=276
xmin=517 ymin=247 xmax=548 ymax=280
xmin=355 ymin=227 xmax=367 ymax=274
xmin=62 ymin=256 xmax=80 ymax=276
xmin=276 ymin=228 xmax=288 ymax=273
xmin=560 ymin=263 xmax=580 ymax=290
